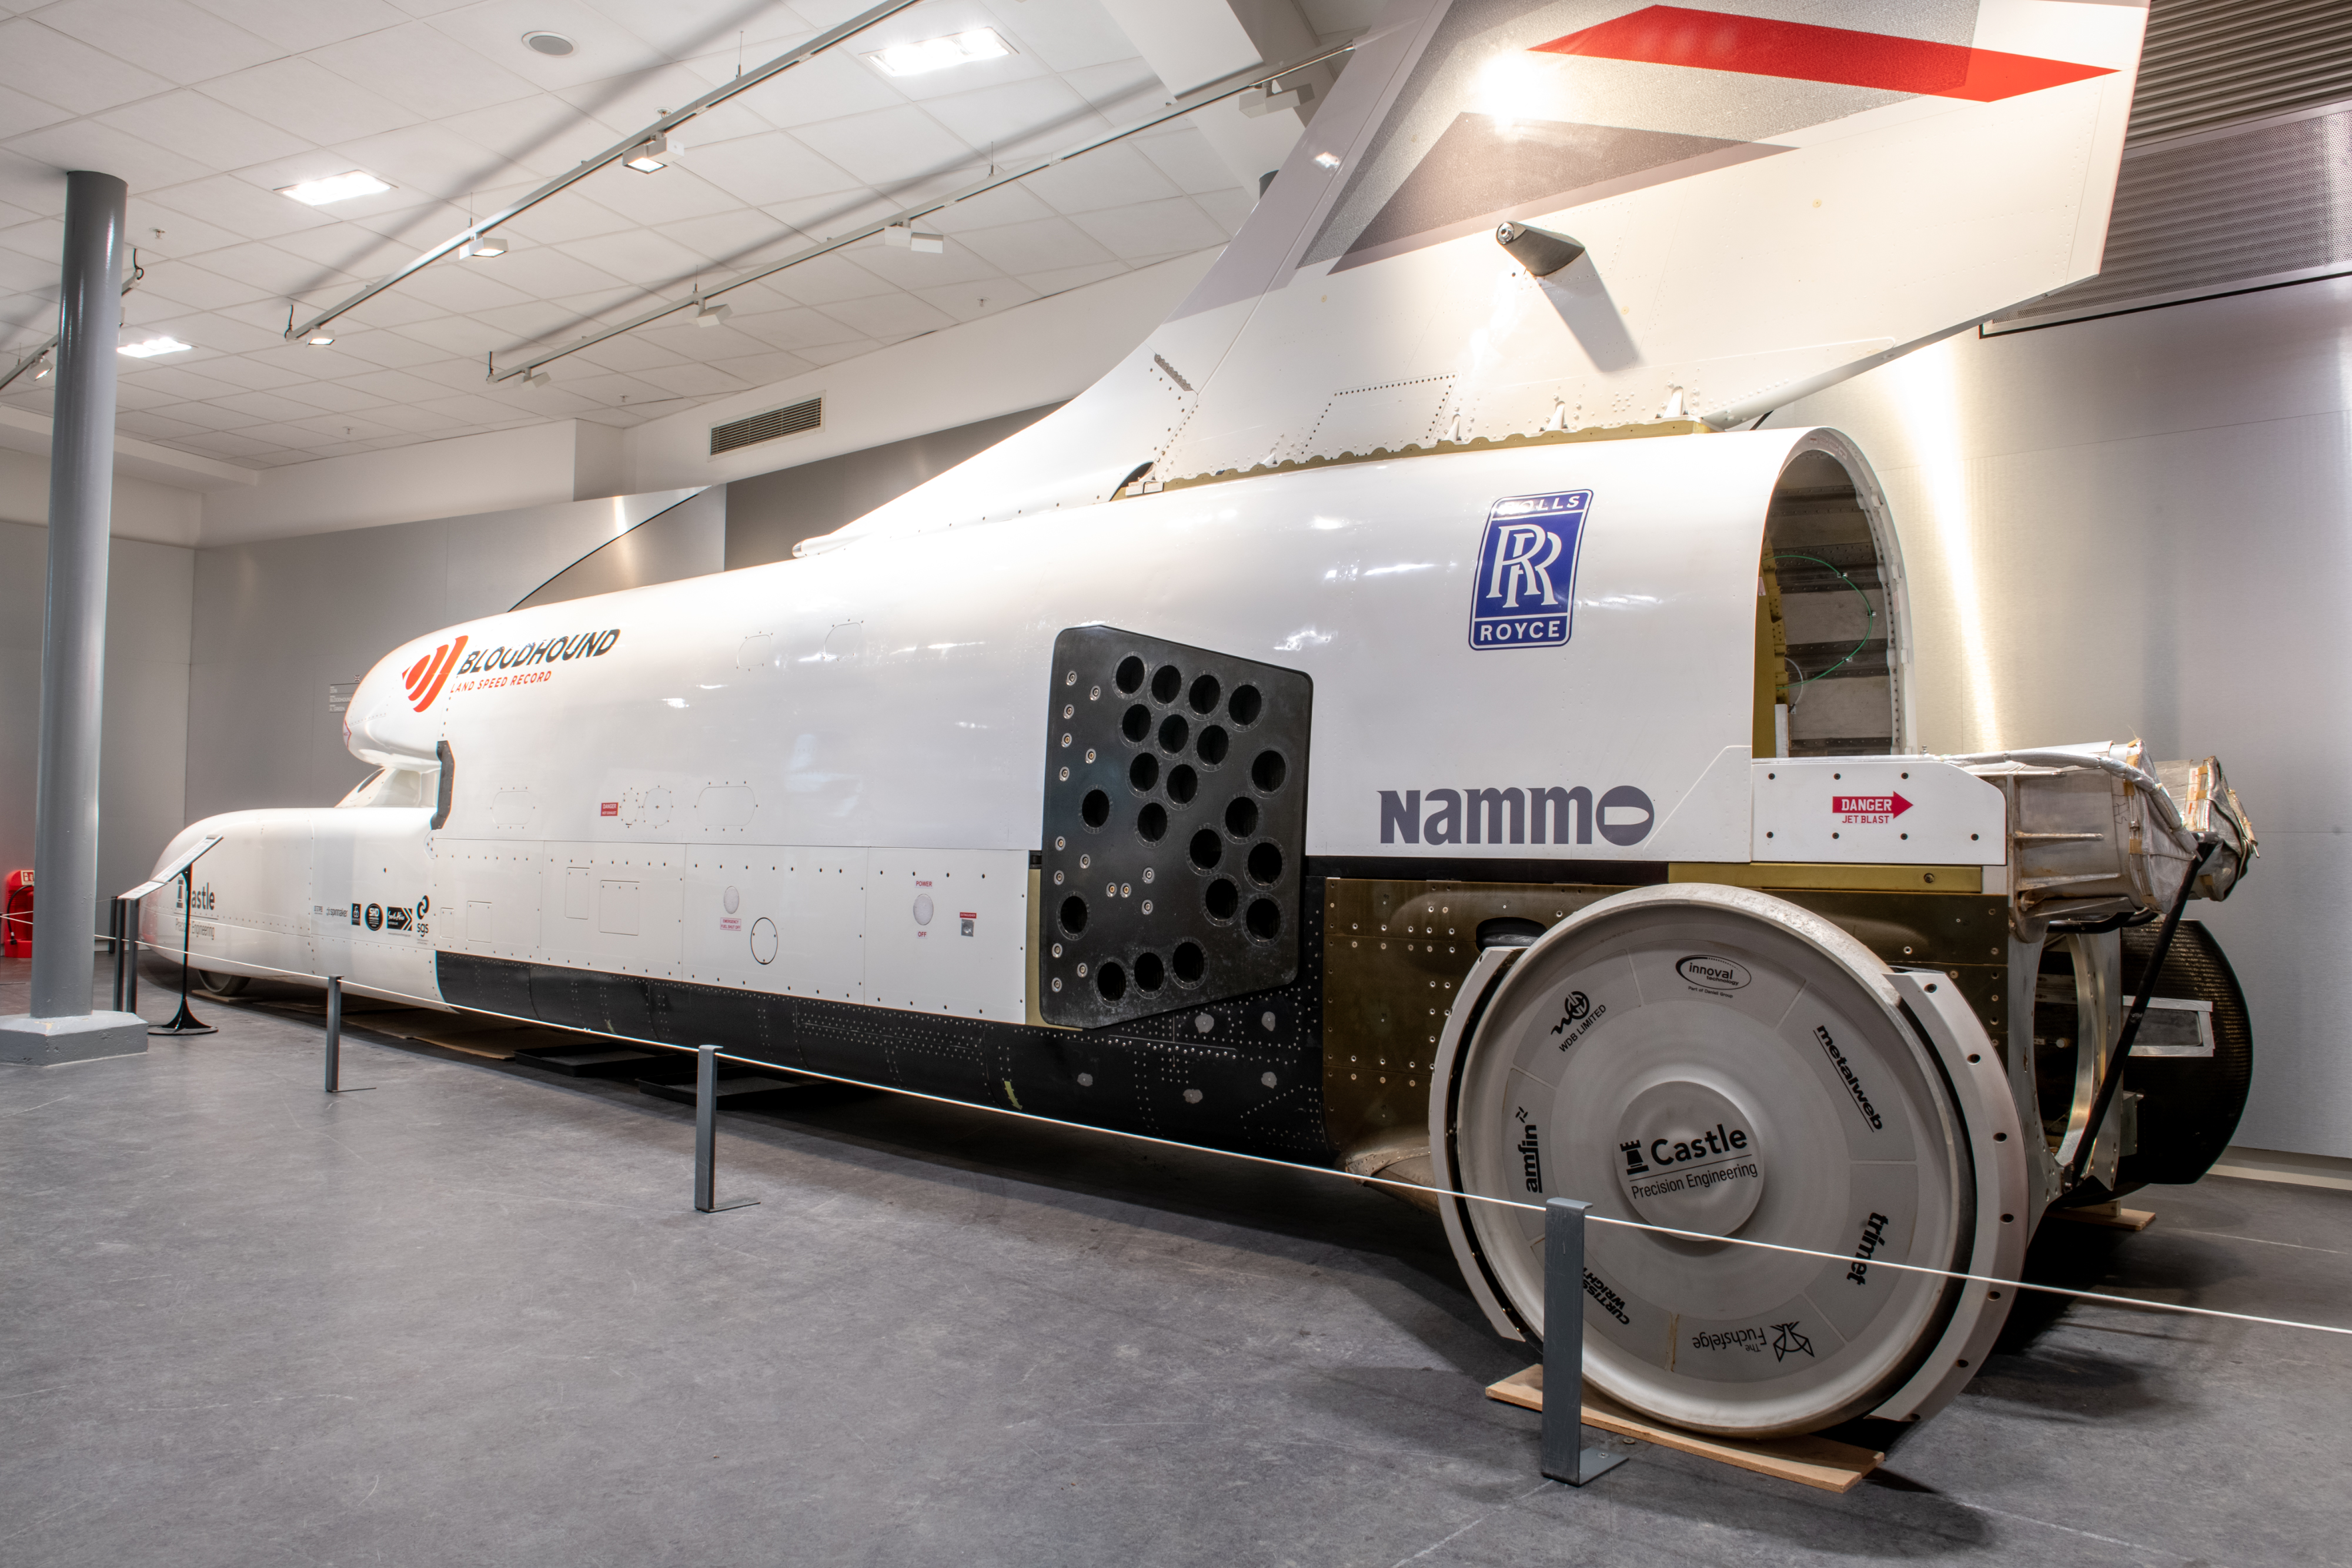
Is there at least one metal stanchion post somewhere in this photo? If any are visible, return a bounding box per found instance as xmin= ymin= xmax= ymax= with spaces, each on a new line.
xmin=122 ymin=898 xmax=138 ymax=1016
xmin=109 ymin=898 xmax=124 ymax=1011
xmin=1542 ymin=1196 xmax=1627 ymax=1487
xmin=324 ymin=975 xmax=342 ymax=1093
xmin=693 ymin=1043 xmax=756 ymax=1213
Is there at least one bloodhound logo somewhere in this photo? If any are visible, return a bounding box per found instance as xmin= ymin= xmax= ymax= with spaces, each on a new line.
xmin=402 ymin=636 xmax=468 ymax=712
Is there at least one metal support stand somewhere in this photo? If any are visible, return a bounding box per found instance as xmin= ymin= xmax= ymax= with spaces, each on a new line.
xmin=320 ymin=976 xmax=371 ymax=1093
xmin=108 ymin=897 xmax=125 ymax=1011
xmin=122 ymin=898 xmax=138 ymax=1018
xmin=150 ymin=864 xmax=214 ymax=1037
xmin=693 ymin=1044 xmax=757 ymax=1213
xmin=1542 ymin=1196 xmax=1627 ymax=1487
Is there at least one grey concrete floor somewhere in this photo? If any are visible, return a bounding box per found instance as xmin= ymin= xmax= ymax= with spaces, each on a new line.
xmin=4 ymin=955 xmax=2348 ymax=1568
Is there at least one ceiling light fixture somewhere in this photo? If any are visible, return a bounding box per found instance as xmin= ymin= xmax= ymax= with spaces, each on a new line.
xmin=881 ymin=223 xmax=945 ymax=254
xmin=624 ymin=134 xmax=669 ymax=173
xmin=277 ymin=170 xmax=392 ymax=206
xmin=523 ymin=31 xmax=574 ymax=56
xmin=33 ymin=361 xmax=51 ymax=380
xmin=865 ymin=28 xmax=1011 ymax=77
xmin=693 ymin=300 xmax=733 ymax=327
xmin=459 ymin=232 xmax=508 ymax=259
xmin=524 ymin=370 xmax=553 ymax=388
xmin=118 ymin=337 xmax=191 ymax=358
xmin=307 ymin=333 xmax=335 ymax=346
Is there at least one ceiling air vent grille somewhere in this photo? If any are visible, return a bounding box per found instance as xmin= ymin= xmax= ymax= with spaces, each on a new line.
xmin=711 ymin=396 xmax=822 ymax=456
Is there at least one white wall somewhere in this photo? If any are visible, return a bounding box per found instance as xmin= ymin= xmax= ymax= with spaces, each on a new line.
xmin=618 ymin=250 xmax=1218 ymax=495
xmin=0 ymin=520 xmax=192 ymax=921
xmin=196 ymin=420 xmax=589 ymax=547
xmin=0 ymin=445 xmax=204 ymax=546
xmin=1775 ymin=275 xmax=2352 ymax=1159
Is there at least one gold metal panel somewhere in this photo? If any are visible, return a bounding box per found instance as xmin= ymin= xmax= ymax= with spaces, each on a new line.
xmin=1672 ymin=862 xmax=1982 ymax=894
xmin=1320 ymin=878 xmax=2013 ymax=1155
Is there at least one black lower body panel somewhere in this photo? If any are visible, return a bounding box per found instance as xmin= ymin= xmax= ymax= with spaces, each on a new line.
xmin=434 ymin=945 xmax=1332 ymax=1163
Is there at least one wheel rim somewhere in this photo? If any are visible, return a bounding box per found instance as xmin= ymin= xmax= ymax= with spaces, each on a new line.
xmin=1453 ymin=884 xmax=1972 ymax=1436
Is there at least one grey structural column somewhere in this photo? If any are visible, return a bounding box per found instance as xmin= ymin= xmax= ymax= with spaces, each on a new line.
xmin=1 ymin=170 xmax=148 ymax=1064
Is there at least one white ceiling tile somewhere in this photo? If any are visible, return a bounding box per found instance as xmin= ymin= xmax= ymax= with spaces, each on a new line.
xmin=210 ymin=387 xmax=326 ymax=422
xmin=921 ymin=77 xmax=1103 ymax=160
xmin=170 ymin=429 xmax=289 ymax=457
xmin=330 ymin=365 xmax=450 ymax=402
xmin=580 ymin=0 xmax=809 ymax=59
xmin=720 ymin=48 xmax=901 ymax=131
xmin=4 ymin=121 xmax=214 ymax=195
xmin=577 ymin=165 xmax=748 ymax=228
xmin=547 ymin=367 xmax=670 ymax=402
xmin=321 ymin=325 xmax=445 ymax=367
xmin=98 ymin=92 xmax=312 ymax=175
xmin=129 ymin=363 xmax=259 ymax=400
xmin=0 ymin=244 xmax=55 ymax=292
xmin=957 ymin=213 xmax=1113 ymax=275
xmin=790 ymin=104 xmax=975 ymax=189
xmin=125 ymin=200 xmax=246 ymax=261
xmin=495 ymin=190 xmax=634 ymax=245
xmin=142 ymin=397 xmax=257 ymax=429
xmin=1024 ymin=142 xmax=1178 ymax=216
xmin=0 ymin=21 xmax=177 ymax=116
xmin=283 ymin=409 xmax=407 ymax=440
xmin=1194 ymin=184 xmax=1252 ymax=234
xmin=185 ymin=0 xmax=407 ymax=52
xmin=1000 ymin=1 xmax=1142 ymax=73
xmin=130 ymin=263 xmax=269 ymax=312
xmin=275 ymin=375 xmax=389 ymax=413
xmin=472 ymin=297 xmax=603 ymax=340
xmin=754 ymin=248 xmax=892 ymax=306
xmin=463 ymin=244 xmax=627 ymax=299
xmin=566 ymin=333 xmax=686 ymax=372
xmin=554 ymin=225 xmax=704 ymax=283
xmin=630 ymin=359 xmax=751 ymax=397
xmin=926 ymin=179 xmax=1053 ymax=233
xmin=854 ymin=236 xmax=1001 ymax=290
xmin=392 ymin=315 xmax=500 ymax=356
xmin=757 ymin=189 xmax=896 ymax=244
xmin=424 ymin=0 xmax=673 ymax=92
xmin=386 ymin=353 xmax=493 ymax=390
xmin=908 ymin=273 xmax=1037 ymax=322
xmin=553 ymin=59 xmax=729 ymax=139
xmin=38 ymin=0 xmax=281 ymax=84
xmin=677 ymin=129 xmax=857 ymax=209
xmin=1068 ymin=195 xmax=1223 ymax=259
xmin=115 ymin=409 xmax=213 ymax=440
xmin=632 ymin=317 xmax=769 ymax=359
xmin=817 ymin=290 xmax=954 ymax=340
xmin=0 ymin=149 xmax=66 ymax=218
xmin=199 ymin=57 xmax=422 ymax=145
xmin=145 ymin=174 xmax=343 ymax=243
xmin=789 ymin=336 xmax=877 ymax=369
xmin=185 ymin=350 xmax=318 ymax=392
xmin=0 ymin=213 xmax=62 ymax=262
xmin=327 ymin=122 xmax=540 ymax=205
xmin=1132 ymin=126 xmax=1240 ymax=197
xmin=663 ymin=206 xmax=808 ymax=268
xmin=380 ymin=262 xmax=540 ymax=314
xmin=360 ymin=399 xmax=466 ymax=432
xmin=333 ymin=287 xmax=451 ymax=330
xmin=1060 ymin=60 xmax=1164 ymax=115
xmin=1014 ymin=258 xmax=1128 ymax=296
xmin=110 ymin=380 xmax=178 ymax=410
xmin=417 ymin=389 xmax=529 ymax=422
xmin=438 ymin=96 xmax=623 ymax=181
xmin=312 ymin=22 xmax=544 ymax=121
xmin=723 ymin=303 xmax=863 ymax=350
xmin=0 ymin=85 xmax=72 ymax=140
xmin=701 ymin=346 xmax=812 ymax=386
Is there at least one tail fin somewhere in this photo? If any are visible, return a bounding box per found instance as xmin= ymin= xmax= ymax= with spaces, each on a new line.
xmin=808 ymin=0 xmax=2143 ymax=551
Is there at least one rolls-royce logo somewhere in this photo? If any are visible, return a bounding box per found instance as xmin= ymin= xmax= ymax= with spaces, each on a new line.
xmin=402 ymin=636 xmax=468 ymax=712
xmin=1469 ymin=490 xmax=1589 ymax=650
xmin=1676 ymin=954 xmax=1751 ymax=991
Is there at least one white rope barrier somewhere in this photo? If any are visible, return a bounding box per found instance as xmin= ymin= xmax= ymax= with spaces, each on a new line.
xmin=108 ymin=932 xmax=2352 ymax=1340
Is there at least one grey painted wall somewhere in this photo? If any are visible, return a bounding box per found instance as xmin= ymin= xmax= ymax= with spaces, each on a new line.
xmin=0 ymin=520 xmax=191 ymax=925
xmin=185 ymin=494 xmax=708 ymax=821
xmin=723 ymin=403 xmax=1061 ymax=570
xmin=1775 ymin=273 xmax=2352 ymax=1159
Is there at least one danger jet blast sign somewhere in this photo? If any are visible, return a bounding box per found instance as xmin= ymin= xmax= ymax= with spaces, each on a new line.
xmin=1833 ymin=793 xmax=1912 ymax=825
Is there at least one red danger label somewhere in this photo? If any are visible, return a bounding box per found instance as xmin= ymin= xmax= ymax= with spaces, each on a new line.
xmin=1833 ymin=792 xmax=1912 ymax=823
xmin=599 ymin=802 xmax=619 ymax=817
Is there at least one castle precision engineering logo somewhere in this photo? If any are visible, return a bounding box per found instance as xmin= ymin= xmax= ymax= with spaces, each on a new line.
xmin=1468 ymin=490 xmax=1589 ymax=650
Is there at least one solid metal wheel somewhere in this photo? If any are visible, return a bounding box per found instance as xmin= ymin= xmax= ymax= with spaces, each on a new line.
xmin=1446 ymin=883 xmax=1973 ymax=1436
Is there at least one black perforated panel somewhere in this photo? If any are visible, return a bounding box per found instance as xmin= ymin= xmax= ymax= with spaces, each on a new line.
xmin=1038 ymin=626 xmax=1310 ymax=1029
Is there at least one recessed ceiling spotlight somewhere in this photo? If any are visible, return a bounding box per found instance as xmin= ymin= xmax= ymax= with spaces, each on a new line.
xmin=307 ymin=333 xmax=335 ymax=346
xmin=866 ymin=28 xmax=1012 ymax=77
xmin=118 ymin=337 xmax=192 ymax=358
xmin=623 ymin=133 xmax=669 ymax=173
xmin=523 ymin=31 xmax=575 ymax=56
xmin=278 ymin=170 xmax=391 ymax=206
